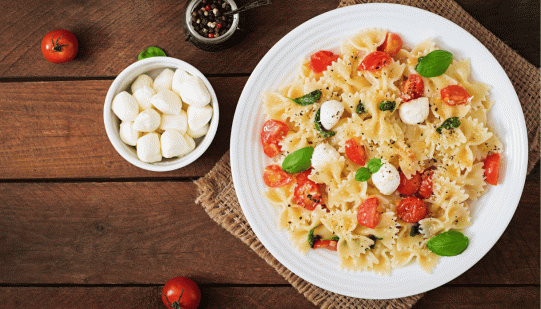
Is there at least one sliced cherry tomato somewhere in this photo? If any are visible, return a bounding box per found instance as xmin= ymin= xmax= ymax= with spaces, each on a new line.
xmin=397 ymin=197 xmax=427 ymax=223
xmin=261 ymin=119 xmax=289 ymax=158
xmin=263 ymin=165 xmax=293 ymax=187
xmin=358 ymin=51 xmax=392 ymax=73
xmin=440 ymin=85 xmax=472 ymax=106
xmin=309 ymin=50 xmax=339 ymax=73
xmin=357 ymin=197 xmax=380 ymax=229
xmin=397 ymin=172 xmax=422 ymax=196
xmin=41 ymin=29 xmax=78 ymax=63
xmin=345 ymin=138 xmax=367 ymax=165
xmin=161 ymin=277 xmax=201 ymax=309
xmin=313 ymin=239 xmax=338 ymax=251
xmin=377 ymin=32 xmax=403 ymax=57
xmin=417 ymin=169 xmax=434 ymax=198
xmin=401 ymin=73 xmax=424 ymax=102
xmin=483 ymin=153 xmax=500 ymax=185
xmin=295 ymin=167 xmax=314 ymax=184
xmin=294 ymin=180 xmax=324 ymax=211
xmin=262 ymin=142 xmax=281 ymax=158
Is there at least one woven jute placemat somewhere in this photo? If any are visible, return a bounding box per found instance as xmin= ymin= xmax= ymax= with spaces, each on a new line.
xmin=195 ymin=1 xmax=540 ymax=308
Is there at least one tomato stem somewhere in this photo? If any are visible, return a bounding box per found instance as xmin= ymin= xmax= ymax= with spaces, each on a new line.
xmin=51 ymin=33 xmax=67 ymax=52
xmin=162 ymin=289 xmax=184 ymax=309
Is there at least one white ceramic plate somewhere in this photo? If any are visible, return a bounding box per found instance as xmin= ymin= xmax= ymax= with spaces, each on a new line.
xmin=230 ymin=4 xmax=527 ymax=299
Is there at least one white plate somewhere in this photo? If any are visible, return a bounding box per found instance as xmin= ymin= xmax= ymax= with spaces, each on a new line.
xmin=230 ymin=3 xmax=528 ymax=299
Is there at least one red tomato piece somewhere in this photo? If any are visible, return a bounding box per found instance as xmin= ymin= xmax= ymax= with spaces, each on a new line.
xmin=262 ymin=142 xmax=281 ymax=158
xmin=161 ymin=277 xmax=201 ymax=309
xmin=397 ymin=197 xmax=427 ymax=223
xmin=417 ymin=169 xmax=434 ymax=198
xmin=295 ymin=167 xmax=314 ymax=184
xmin=261 ymin=119 xmax=289 ymax=158
xmin=294 ymin=180 xmax=324 ymax=211
xmin=41 ymin=29 xmax=78 ymax=64
xmin=401 ymin=73 xmax=424 ymax=103
xmin=313 ymin=239 xmax=338 ymax=251
xmin=357 ymin=197 xmax=380 ymax=229
xmin=263 ymin=165 xmax=293 ymax=188
xmin=345 ymin=138 xmax=367 ymax=165
xmin=358 ymin=51 xmax=392 ymax=73
xmin=377 ymin=32 xmax=403 ymax=57
xmin=440 ymin=85 xmax=472 ymax=106
xmin=397 ymin=172 xmax=422 ymax=196
xmin=309 ymin=50 xmax=339 ymax=73
xmin=483 ymin=153 xmax=500 ymax=185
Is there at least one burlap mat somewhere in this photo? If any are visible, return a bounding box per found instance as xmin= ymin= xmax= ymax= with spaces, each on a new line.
xmin=195 ymin=1 xmax=540 ymax=308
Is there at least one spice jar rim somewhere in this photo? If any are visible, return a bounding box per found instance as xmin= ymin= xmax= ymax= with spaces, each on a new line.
xmin=186 ymin=0 xmax=240 ymax=44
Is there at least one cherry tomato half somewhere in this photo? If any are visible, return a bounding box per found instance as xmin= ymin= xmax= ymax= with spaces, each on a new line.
xmin=440 ymin=84 xmax=472 ymax=106
xmin=483 ymin=153 xmax=500 ymax=185
xmin=295 ymin=167 xmax=314 ymax=184
xmin=313 ymin=239 xmax=338 ymax=251
xmin=401 ymin=73 xmax=424 ymax=103
xmin=263 ymin=165 xmax=293 ymax=188
xmin=357 ymin=197 xmax=380 ymax=229
xmin=345 ymin=138 xmax=367 ymax=166
xmin=309 ymin=50 xmax=339 ymax=73
xmin=261 ymin=119 xmax=289 ymax=158
xmin=397 ymin=197 xmax=427 ymax=223
xmin=417 ymin=169 xmax=434 ymax=198
xmin=397 ymin=172 xmax=421 ymax=196
xmin=294 ymin=180 xmax=324 ymax=211
xmin=161 ymin=277 xmax=201 ymax=309
xmin=358 ymin=51 xmax=392 ymax=73
xmin=377 ymin=32 xmax=403 ymax=57
xmin=41 ymin=29 xmax=78 ymax=63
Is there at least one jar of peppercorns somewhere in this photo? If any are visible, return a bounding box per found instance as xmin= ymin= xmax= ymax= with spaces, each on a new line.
xmin=183 ymin=0 xmax=242 ymax=52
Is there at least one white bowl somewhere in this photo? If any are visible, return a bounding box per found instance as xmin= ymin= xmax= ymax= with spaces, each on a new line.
xmin=104 ymin=57 xmax=219 ymax=172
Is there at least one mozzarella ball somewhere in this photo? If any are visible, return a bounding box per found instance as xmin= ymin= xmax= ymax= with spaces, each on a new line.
xmin=177 ymin=75 xmax=211 ymax=107
xmin=153 ymin=68 xmax=175 ymax=93
xmin=187 ymin=104 xmax=213 ymax=131
xmin=136 ymin=133 xmax=162 ymax=163
xmin=320 ymin=100 xmax=344 ymax=130
xmin=151 ymin=90 xmax=183 ymax=115
xmin=119 ymin=121 xmax=140 ymax=146
xmin=311 ymin=143 xmax=340 ymax=171
xmin=183 ymin=133 xmax=196 ymax=153
xmin=399 ymin=97 xmax=430 ymax=125
xmin=133 ymin=86 xmax=156 ymax=110
xmin=132 ymin=109 xmax=161 ymax=132
xmin=130 ymin=74 xmax=153 ymax=93
xmin=187 ymin=122 xmax=209 ymax=138
xmin=371 ymin=162 xmax=400 ymax=195
xmin=160 ymin=129 xmax=190 ymax=158
xmin=112 ymin=91 xmax=139 ymax=122
xmin=159 ymin=111 xmax=188 ymax=134
xmin=172 ymin=69 xmax=191 ymax=94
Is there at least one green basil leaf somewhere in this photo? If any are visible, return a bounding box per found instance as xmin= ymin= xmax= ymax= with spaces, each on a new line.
xmin=282 ymin=146 xmax=314 ymax=174
xmin=415 ymin=50 xmax=453 ymax=77
xmin=322 ymin=236 xmax=340 ymax=241
xmin=356 ymin=100 xmax=367 ymax=114
xmin=367 ymin=158 xmax=382 ymax=174
xmin=314 ymin=108 xmax=336 ymax=138
xmin=307 ymin=224 xmax=321 ymax=248
xmin=289 ymin=89 xmax=321 ymax=106
xmin=138 ymin=47 xmax=166 ymax=60
xmin=378 ymin=100 xmax=396 ymax=112
xmin=368 ymin=234 xmax=382 ymax=250
xmin=436 ymin=117 xmax=461 ymax=134
xmin=427 ymin=231 xmax=469 ymax=256
xmin=410 ymin=223 xmax=421 ymax=237
xmin=355 ymin=167 xmax=371 ymax=182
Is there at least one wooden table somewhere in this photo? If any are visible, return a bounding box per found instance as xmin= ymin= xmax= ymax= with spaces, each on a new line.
xmin=0 ymin=0 xmax=538 ymax=308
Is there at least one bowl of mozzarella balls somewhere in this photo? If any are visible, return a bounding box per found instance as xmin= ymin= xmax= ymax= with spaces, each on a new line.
xmin=104 ymin=57 xmax=219 ymax=172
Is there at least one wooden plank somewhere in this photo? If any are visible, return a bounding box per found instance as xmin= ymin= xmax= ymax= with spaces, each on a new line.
xmin=0 ymin=180 xmax=537 ymax=285
xmin=0 ymin=78 xmax=242 ymax=179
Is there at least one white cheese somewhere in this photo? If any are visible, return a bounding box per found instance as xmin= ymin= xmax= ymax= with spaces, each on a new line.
xmin=132 ymin=109 xmax=161 ymax=132
xmin=153 ymin=68 xmax=175 ymax=93
xmin=177 ymin=75 xmax=211 ymax=107
xmin=319 ymin=100 xmax=344 ymax=130
xmin=371 ymin=162 xmax=400 ymax=195
xmin=119 ymin=121 xmax=140 ymax=146
xmin=311 ymin=143 xmax=340 ymax=171
xmin=132 ymin=86 xmax=156 ymax=110
xmin=130 ymin=74 xmax=153 ymax=93
xmin=187 ymin=104 xmax=213 ymax=131
xmin=151 ymin=90 xmax=183 ymax=115
xmin=399 ymin=97 xmax=429 ymax=125
xmin=187 ymin=122 xmax=209 ymax=138
xmin=159 ymin=111 xmax=188 ymax=134
xmin=183 ymin=133 xmax=196 ymax=154
xmin=112 ymin=91 xmax=139 ymax=122
xmin=136 ymin=132 xmax=162 ymax=163
xmin=171 ymin=69 xmax=191 ymax=95
xmin=161 ymin=129 xmax=190 ymax=158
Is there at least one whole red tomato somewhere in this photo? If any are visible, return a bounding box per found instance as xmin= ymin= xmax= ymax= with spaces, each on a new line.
xmin=161 ymin=277 xmax=201 ymax=309
xmin=41 ymin=29 xmax=78 ymax=63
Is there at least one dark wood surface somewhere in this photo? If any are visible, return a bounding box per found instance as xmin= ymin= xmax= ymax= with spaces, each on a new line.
xmin=0 ymin=0 xmax=538 ymax=308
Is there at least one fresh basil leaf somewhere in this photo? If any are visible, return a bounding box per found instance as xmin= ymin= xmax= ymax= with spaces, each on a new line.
xmin=410 ymin=223 xmax=421 ymax=237
xmin=282 ymin=146 xmax=314 ymax=174
xmin=415 ymin=50 xmax=453 ymax=77
xmin=322 ymin=236 xmax=340 ymax=241
xmin=427 ymin=231 xmax=469 ymax=256
xmin=138 ymin=47 xmax=166 ymax=60
xmin=314 ymin=108 xmax=336 ymax=138
xmin=368 ymin=234 xmax=382 ymax=249
xmin=436 ymin=117 xmax=461 ymax=134
xmin=356 ymin=100 xmax=366 ymax=114
xmin=307 ymin=224 xmax=321 ymax=248
xmin=378 ymin=100 xmax=396 ymax=112
xmin=367 ymin=158 xmax=382 ymax=174
xmin=355 ymin=167 xmax=371 ymax=182
xmin=289 ymin=89 xmax=321 ymax=106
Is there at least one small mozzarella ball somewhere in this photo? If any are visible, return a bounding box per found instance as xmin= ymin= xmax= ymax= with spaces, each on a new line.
xmin=119 ymin=121 xmax=140 ymax=146
xmin=171 ymin=69 xmax=191 ymax=95
xmin=132 ymin=109 xmax=161 ymax=132
xmin=159 ymin=111 xmax=188 ymax=134
xmin=132 ymin=86 xmax=156 ymax=110
xmin=161 ymin=129 xmax=190 ymax=158
xmin=399 ymin=97 xmax=430 ymax=125
xmin=177 ymin=75 xmax=211 ymax=107
xmin=187 ymin=104 xmax=213 ymax=131
xmin=136 ymin=132 xmax=162 ymax=163
xmin=112 ymin=91 xmax=139 ymax=122
xmin=153 ymin=68 xmax=175 ymax=93
xmin=320 ymin=100 xmax=344 ymax=130
xmin=371 ymin=162 xmax=400 ymax=195
xmin=183 ymin=133 xmax=196 ymax=153
xmin=187 ymin=122 xmax=209 ymax=138
xmin=311 ymin=143 xmax=340 ymax=171
xmin=151 ymin=90 xmax=183 ymax=115
xmin=130 ymin=74 xmax=153 ymax=93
